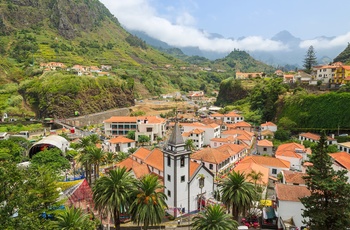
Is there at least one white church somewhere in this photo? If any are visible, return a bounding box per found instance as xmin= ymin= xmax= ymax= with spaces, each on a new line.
xmin=162 ymin=123 xmax=215 ymax=217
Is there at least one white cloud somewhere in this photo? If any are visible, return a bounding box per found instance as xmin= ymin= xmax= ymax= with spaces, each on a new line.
xmin=100 ymin=0 xmax=287 ymax=52
xmin=299 ymin=32 xmax=350 ymax=49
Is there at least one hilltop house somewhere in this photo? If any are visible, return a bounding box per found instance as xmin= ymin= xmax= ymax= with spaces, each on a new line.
xmin=210 ymin=111 xmax=244 ymax=124
xmin=260 ymin=122 xmax=277 ymax=132
xmin=298 ymin=132 xmax=337 ymax=145
xmin=275 ymin=143 xmax=310 ymax=171
xmin=257 ymin=140 xmax=274 ymax=156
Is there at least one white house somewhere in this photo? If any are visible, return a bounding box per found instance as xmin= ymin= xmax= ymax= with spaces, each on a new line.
xmin=210 ymin=111 xmax=244 ymax=124
xmin=210 ymin=136 xmax=236 ymax=148
xmin=240 ymin=156 xmax=290 ymax=177
xmin=281 ymin=170 xmax=306 ymax=186
xmin=260 ymin=122 xmax=277 ymax=132
xmin=299 ymin=132 xmax=337 ymax=145
xmin=180 ymin=122 xmax=220 ymax=146
xmin=330 ymin=151 xmax=350 ymax=183
xmin=182 ymin=128 xmax=205 ymax=149
xmin=103 ymin=116 xmax=166 ymax=144
xmin=257 ymin=140 xmax=274 ymax=156
xmin=190 ymin=147 xmax=231 ymax=174
xmin=104 ymin=136 xmax=136 ymax=153
xmin=275 ymin=143 xmax=310 ymax=171
xmin=337 ymin=142 xmax=350 ymax=154
xmin=315 ymin=64 xmax=337 ymax=84
xmin=221 ymin=129 xmax=255 ymax=148
xmin=275 ymin=184 xmax=310 ymax=229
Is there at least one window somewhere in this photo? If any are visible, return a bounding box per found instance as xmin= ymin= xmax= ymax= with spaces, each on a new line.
xmin=167 ymin=174 xmax=171 ymax=182
xmin=263 ymin=147 xmax=267 ymax=151
xmin=128 ymin=143 xmax=131 ymax=147
xmin=209 ymin=164 xmax=213 ymax=170
xmin=180 ymin=156 xmax=185 ymax=167
xmin=167 ymin=190 xmax=171 ymax=197
xmin=146 ymin=127 xmax=153 ymax=132
xmin=272 ymin=168 xmax=277 ymax=174
xmin=181 ymin=176 xmax=185 ymax=182
xmin=167 ymin=156 xmax=171 ymax=167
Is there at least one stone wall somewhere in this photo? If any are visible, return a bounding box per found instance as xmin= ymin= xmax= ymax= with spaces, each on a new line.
xmin=62 ymin=108 xmax=130 ymax=127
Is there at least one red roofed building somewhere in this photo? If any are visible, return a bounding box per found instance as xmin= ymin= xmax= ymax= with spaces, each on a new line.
xmin=104 ymin=136 xmax=136 ymax=153
xmin=240 ymin=155 xmax=290 ymax=177
xmin=275 ymin=142 xmax=311 ymax=171
xmin=103 ymin=116 xmax=166 ymax=144
xmin=226 ymin=121 xmax=253 ymax=132
xmin=330 ymin=151 xmax=350 ymax=183
xmin=260 ymin=121 xmax=277 ymax=132
xmin=210 ymin=111 xmax=244 ymax=124
xmin=182 ymin=128 xmax=205 ymax=149
xmin=298 ymin=132 xmax=337 ymax=145
xmin=275 ymin=184 xmax=310 ymax=229
xmin=257 ymin=139 xmax=274 ymax=156
xmin=180 ymin=122 xmax=220 ymax=145
xmin=187 ymin=91 xmax=204 ymax=100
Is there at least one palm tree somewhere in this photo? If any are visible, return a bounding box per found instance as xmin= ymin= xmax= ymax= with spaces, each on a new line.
xmin=75 ymin=136 xmax=94 ymax=184
xmin=185 ymin=139 xmax=196 ymax=152
xmin=87 ymin=146 xmax=105 ymax=180
xmin=129 ymin=174 xmax=168 ymax=230
xmin=93 ymin=167 xmax=136 ymax=230
xmin=219 ymin=171 xmax=256 ymax=221
xmin=192 ymin=204 xmax=238 ymax=230
xmin=53 ymin=207 xmax=95 ymax=230
xmin=247 ymin=170 xmax=264 ymax=188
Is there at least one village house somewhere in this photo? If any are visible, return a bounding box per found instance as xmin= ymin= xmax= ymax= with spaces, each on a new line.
xmin=221 ymin=129 xmax=255 ymax=148
xmin=298 ymin=132 xmax=337 ymax=145
xmin=257 ymin=139 xmax=274 ymax=156
xmin=275 ymin=183 xmax=310 ymax=230
xmin=314 ymin=63 xmax=339 ymax=84
xmin=180 ymin=122 xmax=220 ymax=146
xmin=210 ymin=136 xmax=236 ymax=148
xmin=281 ymin=170 xmax=306 ymax=186
xmin=226 ymin=121 xmax=253 ymax=132
xmin=191 ymin=147 xmax=231 ymax=175
xmin=216 ymin=143 xmax=247 ymax=163
xmin=210 ymin=111 xmax=244 ymax=124
xmin=330 ymin=151 xmax=350 ymax=183
xmin=103 ymin=116 xmax=166 ymax=144
xmin=337 ymin=142 xmax=350 ymax=154
xmin=240 ymin=156 xmax=290 ymax=177
xmin=40 ymin=62 xmax=67 ymax=71
xmin=260 ymin=121 xmax=277 ymax=132
xmin=260 ymin=129 xmax=274 ymax=140
xmin=275 ymin=142 xmax=310 ymax=171
xmin=103 ymin=136 xmax=136 ymax=153
xmin=274 ymin=70 xmax=284 ymax=77
xmin=187 ymin=91 xmax=204 ymax=100
xmin=182 ymin=128 xmax=205 ymax=150
xmin=283 ymin=74 xmax=294 ymax=83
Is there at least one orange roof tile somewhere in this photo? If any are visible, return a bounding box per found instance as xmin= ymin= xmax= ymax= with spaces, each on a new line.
xmin=190 ymin=161 xmax=201 ymax=177
xmin=132 ymin=147 xmax=151 ymax=161
xmin=261 ymin=122 xmax=277 ymax=127
xmin=234 ymin=162 xmax=269 ymax=185
xmin=216 ymin=143 xmax=246 ymax=156
xmin=108 ymin=136 xmax=135 ymax=144
xmin=191 ymin=147 xmax=229 ymax=164
xmin=182 ymin=132 xmax=191 ymax=137
xmin=330 ymin=152 xmax=350 ymax=170
xmin=276 ymin=143 xmax=307 ymax=159
xmin=282 ymin=170 xmax=306 ymax=185
xmin=241 ymin=156 xmax=290 ymax=168
xmin=211 ymin=111 xmax=241 ymax=117
xmin=104 ymin=116 xmax=137 ymax=123
xmin=222 ymin=129 xmax=254 ymax=137
xmin=192 ymin=128 xmax=205 ymax=134
xmin=144 ymin=148 xmax=164 ymax=171
xmin=299 ymin=132 xmax=335 ymax=141
xmin=116 ymin=157 xmax=150 ymax=179
xmin=275 ymin=184 xmax=310 ymax=202
xmin=210 ymin=136 xmax=235 ymax=143
xmin=257 ymin=140 xmax=273 ymax=147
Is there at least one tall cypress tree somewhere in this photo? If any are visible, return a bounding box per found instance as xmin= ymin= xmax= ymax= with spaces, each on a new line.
xmin=303 ymin=46 xmax=317 ymax=74
xmin=301 ymin=131 xmax=350 ymax=229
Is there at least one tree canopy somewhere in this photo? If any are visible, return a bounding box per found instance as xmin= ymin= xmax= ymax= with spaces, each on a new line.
xmin=303 ymin=46 xmax=317 ymax=74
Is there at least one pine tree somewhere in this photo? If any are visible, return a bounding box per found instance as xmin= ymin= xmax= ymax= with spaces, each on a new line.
xmin=303 ymin=46 xmax=317 ymax=74
xmin=300 ymin=131 xmax=350 ymax=229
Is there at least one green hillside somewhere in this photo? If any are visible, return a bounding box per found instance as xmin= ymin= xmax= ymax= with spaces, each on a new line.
xmin=333 ymin=43 xmax=350 ymax=64
xmin=0 ymin=0 xmax=275 ymax=119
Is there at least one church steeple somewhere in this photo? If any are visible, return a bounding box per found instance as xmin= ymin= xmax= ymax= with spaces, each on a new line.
xmin=168 ymin=122 xmax=184 ymax=146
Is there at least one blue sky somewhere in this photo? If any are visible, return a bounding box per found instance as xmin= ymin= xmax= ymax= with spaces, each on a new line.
xmin=100 ymin=0 xmax=350 ymax=53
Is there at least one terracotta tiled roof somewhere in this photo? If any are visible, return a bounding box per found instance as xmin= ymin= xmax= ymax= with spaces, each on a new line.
xmin=222 ymin=129 xmax=254 ymax=138
xmin=191 ymin=147 xmax=229 ymax=164
xmin=261 ymin=122 xmax=277 ymax=127
xmin=216 ymin=143 xmax=246 ymax=156
xmin=104 ymin=116 xmax=137 ymax=123
xmin=201 ymin=118 xmax=224 ymax=125
xmin=210 ymin=136 xmax=235 ymax=143
xmin=144 ymin=148 xmax=164 ymax=171
xmin=261 ymin=130 xmax=274 ymax=136
xmin=133 ymin=147 xmax=151 ymax=161
xmin=330 ymin=152 xmax=350 ymax=170
xmin=192 ymin=128 xmax=205 ymax=134
xmin=257 ymin=140 xmax=273 ymax=147
xmin=227 ymin=121 xmax=252 ymax=128
xmin=282 ymin=170 xmax=306 ymax=185
xmin=190 ymin=161 xmax=201 ymax=177
xmin=108 ymin=136 xmax=135 ymax=144
xmin=180 ymin=122 xmax=206 ymax=127
xmin=275 ymin=184 xmax=310 ymax=202
xmin=234 ymin=162 xmax=269 ymax=185
xmin=104 ymin=116 xmax=165 ymax=123
xmin=299 ymin=132 xmax=335 ymax=141
xmin=276 ymin=143 xmax=308 ymax=159
xmin=241 ymin=156 xmax=290 ymax=168
xmin=182 ymin=132 xmax=191 ymax=137
xmin=116 ymin=157 xmax=150 ymax=179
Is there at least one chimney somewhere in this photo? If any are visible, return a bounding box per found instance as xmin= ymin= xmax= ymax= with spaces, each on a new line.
xmin=331 ymin=134 xmax=335 ymax=139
